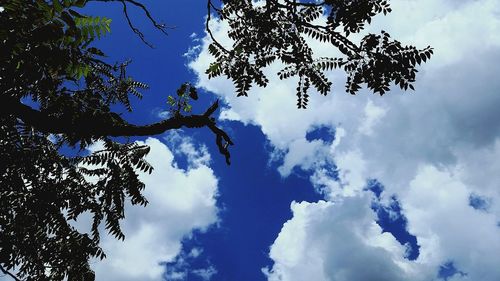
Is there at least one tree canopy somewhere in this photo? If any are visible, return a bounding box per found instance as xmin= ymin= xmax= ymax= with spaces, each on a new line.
xmin=0 ymin=0 xmax=431 ymax=280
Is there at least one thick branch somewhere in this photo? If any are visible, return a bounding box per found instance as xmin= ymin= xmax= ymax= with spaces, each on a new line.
xmin=1 ymin=97 xmax=234 ymax=165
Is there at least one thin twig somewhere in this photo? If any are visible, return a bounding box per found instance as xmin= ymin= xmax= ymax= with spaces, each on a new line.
xmin=120 ymin=0 xmax=169 ymax=35
xmin=90 ymin=0 xmax=171 ymax=48
xmin=120 ymin=0 xmax=154 ymax=48
xmin=0 ymin=265 xmax=22 ymax=281
xmin=206 ymin=0 xmax=229 ymax=53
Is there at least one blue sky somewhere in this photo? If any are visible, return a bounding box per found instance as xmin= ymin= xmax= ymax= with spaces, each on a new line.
xmin=80 ymin=2 xmax=327 ymax=279
xmin=4 ymin=1 xmax=500 ymax=281
xmin=88 ymin=1 xmax=500 ymax=280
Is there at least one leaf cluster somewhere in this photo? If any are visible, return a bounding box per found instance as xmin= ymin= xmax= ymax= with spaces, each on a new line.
xmin=1 ymin=2 xmax=235 ymax=279
xmin=166 ymin=83 xmax=199 ymax=116
xmin=0 ymin=116 xmax=155 ymax=280
xmin=206 ymin=0 xmax=433 ymax=108
xmin=0 ymin=1 xmax=155 ymax=280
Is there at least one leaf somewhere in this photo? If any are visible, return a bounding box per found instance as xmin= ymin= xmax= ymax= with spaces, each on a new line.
xmin=75 ymin=0 xmax=87 ymax=8
xmin=61 ymin=11 xmax=76 ymax=28
xmin=63 ymin=0 xmax=72 ymax=8
xmin=53 ymin=0 xmax=63 ymax=13
xmin=167 ymin=95 xmax=175 ymax=105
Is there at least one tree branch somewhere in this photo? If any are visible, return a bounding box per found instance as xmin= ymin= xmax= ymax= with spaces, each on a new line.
xmin=90 ymin=0 xmax=171 ymax=48
xmin=0 ymin=97 xmax=234 ymax=165
xmin=0 ymin=265 xmax=21 ymax=281
xmin=206 ymin=0 xmax=229 ymax=53
xmin=298 ymin=21 xmax=361 ymax=55
xmin=283 ymin=0 xmax=325 ymax=7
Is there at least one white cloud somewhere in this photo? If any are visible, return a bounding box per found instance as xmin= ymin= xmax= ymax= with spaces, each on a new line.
xmin=0 ymin=137 xmax=219 ymax=281
xmin=190 ymin=0 xmax=500 ymax=280
xmin=402 ymin=165 xmax=500 ymax=279
xmin=192 ymin=266 xmax=217 ymax=281
xmin=89 ymin=137 xmax=219 ymax=281
xmin=263 ymin=196 xmax=428 ymax=281
xmin=164 ymin=246 xmax=217 ymax=281
xmin=277 ymin=138 xmax=329 ymax=176
xmin=358 ymin=100 xmax=387 ymax=136
xmin=164 ymin=131 xmax=212 ymax=168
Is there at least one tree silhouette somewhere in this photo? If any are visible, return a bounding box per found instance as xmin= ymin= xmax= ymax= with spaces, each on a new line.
xmin=0 ymin=0 xmax=431 ymax=280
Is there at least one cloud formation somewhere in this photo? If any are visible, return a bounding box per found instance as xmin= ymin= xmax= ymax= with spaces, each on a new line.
xmin=262 ymin=197 xmax=423 ymax=281
xmin=190 ymin=0 xmax=500 ymax=280
xmin=88 ymin=137 xmax=219 ymax=281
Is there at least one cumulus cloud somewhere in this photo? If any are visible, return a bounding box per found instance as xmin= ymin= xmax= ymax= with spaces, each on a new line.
xmin=262 ymin=196 xmax=431 ymax=281
xmin=190 ymin=0 xmax=500 ymax=280
xmin=402 ymin=165 xmax=500 ymax=279
xmin=0 ymin=136 xmax=219 ymax=281
xmin=87 ymin=137 xmax=219 ymax=281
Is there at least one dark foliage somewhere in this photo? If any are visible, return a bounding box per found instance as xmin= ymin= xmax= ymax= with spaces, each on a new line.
xmin=0 ymin=0 xmax=231 ymax=280
xmin=206 ymin=0 xmax=433 ymax=108
xmin=0 ymin=0 xmax=430 ymax=280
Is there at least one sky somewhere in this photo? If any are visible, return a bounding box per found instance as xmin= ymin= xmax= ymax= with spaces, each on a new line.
xmin=3 ymin=0 xmax=500 ymax=280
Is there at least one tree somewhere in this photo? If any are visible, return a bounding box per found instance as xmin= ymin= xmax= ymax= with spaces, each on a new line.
xmin=0 ymin=0 xmax=431 ymax=280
